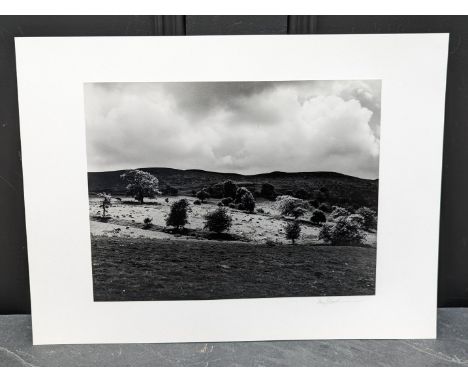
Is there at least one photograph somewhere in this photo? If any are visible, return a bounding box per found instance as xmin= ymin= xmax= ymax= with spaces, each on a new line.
xmin=84 ymin=80 xmax=381 ymax=301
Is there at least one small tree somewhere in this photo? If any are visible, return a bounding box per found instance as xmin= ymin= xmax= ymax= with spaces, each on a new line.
xmin=120 ymin=170 xmax=159 ymax=204
xmin=311 ymin=210 xmax=326 ymax=225
xmin=261 ymin=183 xmax=276 ymax=200
xmin=276 ymin=195 xmax=309 ymax=217
xmin=97 ymin=193 xmax=112 ymax=218
xmin=318 ymin=202 xmax=332 ymax=213
xmin=240 ymin=189 xmax=256 ymax=213
xmin=221 ymin=197 xmax=233 ymax=206
xmin=166 ymin=199 xmax=189 ymax=230
xmin=196 ymin=189 xmax=210 ymax=203
xmin=143 ymin=217 xmax=153 ymax=229
xmin=330 ymin=206 xmax=350 ymax=220
xmin=234 ymin=186 xmax=249 ymax=203
xmin=291 ymin=207 xmax=307 ymax=219
xmin=285 ymin=220 xmax=301 ymax=244
xmin=204 ymin=207 xmax=232 ymax=233
xmin=223 ymin=180 xmax=237 ymax=199
xmin=319 ymin=216 xmax=365 ymax=246
xmin=355 ymin=207 xmax=377 ymax=231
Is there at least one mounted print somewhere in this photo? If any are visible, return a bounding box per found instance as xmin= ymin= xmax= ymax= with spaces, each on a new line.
xmin=15 ymin=34 xmax=448 ymax=344
xmin=85 ymin=80 xmax=380 ymax=302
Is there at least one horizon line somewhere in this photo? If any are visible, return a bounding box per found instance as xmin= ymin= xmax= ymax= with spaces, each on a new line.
xmin=87 ymin=166 xmax=379 ymax=181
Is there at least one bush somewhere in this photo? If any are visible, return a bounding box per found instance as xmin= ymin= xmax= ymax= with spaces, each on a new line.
xmin=276 ymin=195 xmax=309 ymax=217
xmin=193 ymin=200 xmax=201 ymax=205
xmin=256 ymin=208 xmax=265 ymax=214
xmin=228 ymin=203 xmax=236 ymax=209
xmin=355 ymin=207 xmax=377 ymax=231
xmin=120 ymin=169 xmax=160 ymax=204
xmin=319 ymin=216 xmax=365 ymax=245
xmin=330 ymin=206 xmax=350 ymax=220
xmin=318 ymin=203 xmax=332 ymax=213
xmin=294 ymin=188 xmax=310 ymax=200
xmin=208 ymin=183 xmax=224 ymax=198
xmin=347 ymin=213 xmax=365 ymax=228
xmin=309 ymin=199 xmax=319 ymax=208
xmin=204 ymin=208 xmax=232 ymax=233
xmin=166 ymin=199 xmax=189 ymax=230
xmin=234 ymin=187 xmax=249 ymax=203
xmin=291 ymin=207 xmax=307 ymax=219
xmin=285 ymin=220 xmax=301 ymax=244
xmin=196 ymin=189 xmax=210 ymax=202
xmin=221 ymin=197 xmax=233 ymax=206
xmin=217 ymin=202 xmax=223 ymax=207
xmin=240 ymin=189 xmax=256 ymax=213
xmin=311 ymin=210 xmax=326 ymax=225
xmin=143 ymin=217 xmax=153 ymax=229
xmin=223 ymin=180 xmax=237 ymax=199
xmin=261 ymin=183 xmax=276 ymax=200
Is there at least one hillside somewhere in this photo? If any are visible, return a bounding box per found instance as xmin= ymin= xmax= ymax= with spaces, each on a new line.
xmin=87 ymin=167 xmax=378 ymax=209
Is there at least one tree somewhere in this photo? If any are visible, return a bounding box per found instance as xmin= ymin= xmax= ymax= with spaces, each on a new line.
xmin=319 ymin=216 xmax=365 ymax=246
xmin=196 ymin=189 xmax=210 ymax=202
xmin=223 ymin=180 xmax=237 ymax=199
xmin=120 ymin=170 xmax=159 ymax=204
xmin=291 ymin=207 xmax=307 ymax=219
xmin=285 ymin=220 xmax=301 ymax=244
xmin=97 ymin=193 xmax=112 ymax=218
xmin=261 ymin=183 xmax=276 ymax=200
xmin=355 ymin=207 xmax=377 ymax=231
xmin=166 ymin=199 xmax=189 ymax=230
xmin=204 ymin=207 xmax=232 ymax=233
xmin=318 ymin=202 xmax=332 ymax=213
xmin=276 ymin=195 xmax=309 ymax=217
xmin=239 ymin=189 xmax=256 ymax=213
xmin=330 ymin=206 xmax=350 ymax=220
xmin=311 ymin=210 xmax=326 ymax=225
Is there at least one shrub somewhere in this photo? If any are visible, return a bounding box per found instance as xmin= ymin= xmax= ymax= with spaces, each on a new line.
xmin=240 ymin=189 xmax=256 ymax=213
xmin=311 ymin=210 xmax=326 ymax=225
xmin=276 ymin=195 xmax=309 ymax=217
xmin=330 ymin=206 xmax=350 ymax=220
xmin=294 ymin=188 xmax=310 ymax=200
xmin=234 ymin=187 xmax=249 ymax=203
xmin=228 ymin=203 xmax=236 ymax=209
xmin=291 ymin=207 xmax=307 ymax=219
xmin=97 ymin=192 xmax=112 ymax=218
xmin=204 ymin=208 xmax=232 ymax=233
xmin=223 ymin=180 xmax=237 ymax=199
xmin=194 ymin=200 xmax=201 ymax=205
xmin=347 ymin=213 xmax=365 ymax=228
xmin=309 ymin=199 xmax=319 ymax=208
xmin=285 ymin=220 xmax=301 ymax=244
xmin=208 ymin=183 xmax=224 ymax=198
xmin=318 ymin=203 xmax=332 ymax=213
xmin=120 ymin=170 xmax=160 ymax=204
xmin=261 ymin=183 xmax=276 ymax=200
xmin=143 ymin=217 xmax=153 ymax=229
xmin=217 ymin=202 xmax=223 ymax=207
xmin=166 ymin=199 xmax=189 ymax=230
xmin=319 ymin=216 xmax=365 ymax=246
xmin=355 ymin=207 xmax=377 ymax=231
xmin=221 ymin=197 xmax=233 ymax=206
xmin=256 ymin=208 xmax=265 ymax=214
xmin=196 ymin=189 xmax=210 ymax=202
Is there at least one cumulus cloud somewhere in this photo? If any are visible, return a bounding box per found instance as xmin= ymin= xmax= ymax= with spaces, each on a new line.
xmin=84 ymin=80 xmax=381 ymax=179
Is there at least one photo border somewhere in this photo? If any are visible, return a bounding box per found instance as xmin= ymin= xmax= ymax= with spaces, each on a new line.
xmin=15 ymin=34 xmax=448 ymax=344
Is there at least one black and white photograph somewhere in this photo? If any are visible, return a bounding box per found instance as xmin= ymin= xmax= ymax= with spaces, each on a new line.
xmin=84 ymin=80 xmax=381 ymax=301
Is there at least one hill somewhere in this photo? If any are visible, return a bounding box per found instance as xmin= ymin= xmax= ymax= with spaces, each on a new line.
xmin=87 ymin=167 xmax=378 ymax=209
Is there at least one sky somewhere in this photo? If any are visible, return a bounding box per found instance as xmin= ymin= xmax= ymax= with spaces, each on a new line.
xmin=84 ymin=80 xmax=381 ymax=179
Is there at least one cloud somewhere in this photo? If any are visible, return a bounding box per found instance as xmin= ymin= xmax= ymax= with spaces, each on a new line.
xmin=84 ymin=80 xmax=381 ymax=179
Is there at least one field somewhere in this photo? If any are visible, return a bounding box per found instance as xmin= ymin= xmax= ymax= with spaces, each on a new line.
xmin=92 ymin=236 xmax=376 ymax=301
xmin=89 ymin=194 xmax=377 ymax=301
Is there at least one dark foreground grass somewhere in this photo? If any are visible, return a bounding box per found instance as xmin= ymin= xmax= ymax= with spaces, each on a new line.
xmin=91 ymin=236 xmax=376 ymax=301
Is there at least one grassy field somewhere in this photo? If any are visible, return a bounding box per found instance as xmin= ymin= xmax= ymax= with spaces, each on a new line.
xmin=91 ymin=235 xmax=376 ymax=301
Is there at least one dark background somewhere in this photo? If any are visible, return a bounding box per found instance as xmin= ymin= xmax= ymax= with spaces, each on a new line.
xmin=0 ymin=15 xmax=466 ymax=313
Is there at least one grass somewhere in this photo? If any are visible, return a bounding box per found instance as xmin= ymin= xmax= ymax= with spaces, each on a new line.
xmin=91 ymin=235 xmax=376 ymax=301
